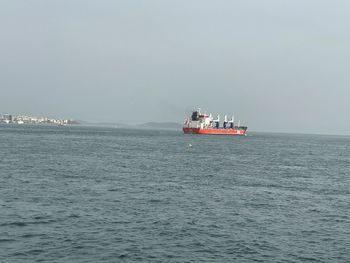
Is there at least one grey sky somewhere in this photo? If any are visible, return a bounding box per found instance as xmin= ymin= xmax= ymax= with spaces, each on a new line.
xmin=1 ymin=0 xmax=350 ymax=134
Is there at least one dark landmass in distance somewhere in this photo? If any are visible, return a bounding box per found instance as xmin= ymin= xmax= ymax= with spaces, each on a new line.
xmin=138 ymin=122 xmax=182 ymax=129
xmin=81 ymin=121 xmax=182 ymax=130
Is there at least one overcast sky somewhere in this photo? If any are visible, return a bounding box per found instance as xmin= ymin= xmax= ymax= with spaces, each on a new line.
xmin=1 ymin=0 xmax=350 ymax=134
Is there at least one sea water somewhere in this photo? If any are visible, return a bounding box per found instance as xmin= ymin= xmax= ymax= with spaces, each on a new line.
xmin=1 ymin=124 xmax=350 ymax=262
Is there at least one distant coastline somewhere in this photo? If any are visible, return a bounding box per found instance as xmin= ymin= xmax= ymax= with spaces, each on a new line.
xmin=82 ymin=121 xmax=182 ymax=130
xmin=0 ymin=114 xmax=182 ymax=130
xmin=0 ymin=113 xmax=79 ymax=125
xmin=138 ymin=122 xmax=182 ymax=129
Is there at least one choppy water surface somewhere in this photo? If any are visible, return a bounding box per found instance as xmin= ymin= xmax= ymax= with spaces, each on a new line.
xmin=1 ymin=124 xmax=350 ymax=262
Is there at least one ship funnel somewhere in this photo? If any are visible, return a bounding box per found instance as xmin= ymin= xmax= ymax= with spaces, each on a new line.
xmin=224 ymin=115 xmax=228 ymax=122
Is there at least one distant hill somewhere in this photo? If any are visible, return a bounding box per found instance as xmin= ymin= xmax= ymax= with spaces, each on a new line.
xmin=139 ymin=122 xmax=182 ymax=130
xmin=78 ymin=121 xmax=182 ymax=130
xmin=79 ymin=121 xmax=133 ymax=128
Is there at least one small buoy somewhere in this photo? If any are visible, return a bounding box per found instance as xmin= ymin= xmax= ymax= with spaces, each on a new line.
xmin=188 ymin=144 xmax=192 ymax=147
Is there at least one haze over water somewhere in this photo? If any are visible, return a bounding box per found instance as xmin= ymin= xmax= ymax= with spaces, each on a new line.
xmin=1 ymin=0 xmax=350 ymax=134
xmin=1 ymin=124 xmax=350 ymax=262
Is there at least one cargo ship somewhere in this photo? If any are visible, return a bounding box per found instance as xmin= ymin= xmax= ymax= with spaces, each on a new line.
xmin=183 ymin=109 xmax=247 ymax=135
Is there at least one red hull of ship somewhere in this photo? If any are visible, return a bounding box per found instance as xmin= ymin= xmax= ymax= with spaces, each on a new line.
xmin=183 ymin=127 xmax=246 ymax=135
